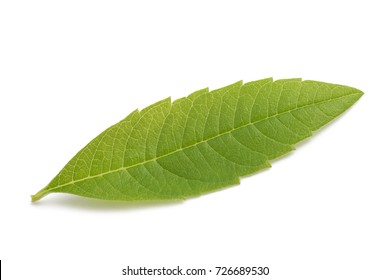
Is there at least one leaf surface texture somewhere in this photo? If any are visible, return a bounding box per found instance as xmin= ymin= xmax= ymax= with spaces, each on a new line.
xmin=32 ymin=78 xmax=363 ymax=202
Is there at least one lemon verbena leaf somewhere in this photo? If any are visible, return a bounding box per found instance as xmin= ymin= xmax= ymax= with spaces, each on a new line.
xmin=31 ymin=78 xmax=363 ymax=202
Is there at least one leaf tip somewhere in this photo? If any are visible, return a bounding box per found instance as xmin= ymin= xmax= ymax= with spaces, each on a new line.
xmin=355 ymin=88 xmax=364 ymax=98
xmin=346 ymin=87 xmax=364 ymax=106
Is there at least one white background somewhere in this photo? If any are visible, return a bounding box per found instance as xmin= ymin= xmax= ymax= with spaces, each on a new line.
xmin=1 ymin=0 xmax=389 ymax=279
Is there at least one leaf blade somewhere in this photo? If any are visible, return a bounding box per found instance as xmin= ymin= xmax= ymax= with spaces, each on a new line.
xmin=31 ymin=78 xmax=363 ymax=202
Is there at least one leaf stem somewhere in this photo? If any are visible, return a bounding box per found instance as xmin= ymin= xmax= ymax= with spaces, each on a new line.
xmin=31 ymin=189 xmax=49 ymax=202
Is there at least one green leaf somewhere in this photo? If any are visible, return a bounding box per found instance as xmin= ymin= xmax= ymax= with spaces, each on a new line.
xmin=31 ymin=78 xmax=363 ymax=202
